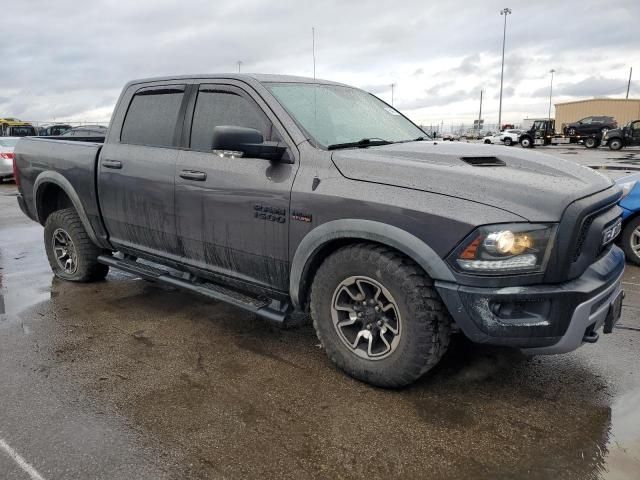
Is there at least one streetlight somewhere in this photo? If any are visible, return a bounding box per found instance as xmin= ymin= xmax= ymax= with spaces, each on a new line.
xmin=390 ymin=83 xmax=396 ymax=106
xmin=548 ymin=69 xmax=555 ymax=121
xmin=497 ymin=7 xmax=512 ymax=130
xmin=237 ymin=61 xmax=242 ymax=73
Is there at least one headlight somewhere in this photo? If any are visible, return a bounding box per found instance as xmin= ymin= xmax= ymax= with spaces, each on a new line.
xmin=449 ymin=223 xmax=556 ymax=275
xmin=619 ymin=180 xmax=636 ymax=199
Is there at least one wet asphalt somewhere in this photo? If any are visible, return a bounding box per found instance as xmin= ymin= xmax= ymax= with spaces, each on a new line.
xmin=1 ymin=146 xmax=639 ymax=479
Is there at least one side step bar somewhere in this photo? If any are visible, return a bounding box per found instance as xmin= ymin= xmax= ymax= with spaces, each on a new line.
xmin=97 ymin=255 xmax=290 ymax=325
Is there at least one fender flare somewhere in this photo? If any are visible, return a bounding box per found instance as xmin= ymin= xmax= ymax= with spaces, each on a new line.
xmin=289 ymin=219 xmax=456 ymax=309
xmin=33 ymin=171 xmax=102 ymax=246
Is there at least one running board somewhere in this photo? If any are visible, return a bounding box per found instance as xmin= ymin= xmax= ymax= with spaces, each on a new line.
xmin=97 ymin=254 xmax=290 ymax=325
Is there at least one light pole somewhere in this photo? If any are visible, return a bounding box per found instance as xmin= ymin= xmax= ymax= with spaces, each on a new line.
xmin=390 ymin=83 xmax=396 ymax=106
xmin=497 ymin=7 xmax=512 ymax=131
xmin=237 ymin=61 xmax=242 ymax=73
xmin=548 ymin=69 xmax=555 ymax=121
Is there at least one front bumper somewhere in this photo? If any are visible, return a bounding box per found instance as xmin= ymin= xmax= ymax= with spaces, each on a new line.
xmin=436 ymin=245 xmax=625 ymax=354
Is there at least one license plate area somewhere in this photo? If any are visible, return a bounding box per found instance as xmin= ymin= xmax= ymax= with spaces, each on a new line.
xmin=603 ymin=290 xmax=623 ymax=334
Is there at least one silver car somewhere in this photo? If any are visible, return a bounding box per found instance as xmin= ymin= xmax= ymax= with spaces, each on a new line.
xmin=0 ymin=137 xmax=19 ymax=180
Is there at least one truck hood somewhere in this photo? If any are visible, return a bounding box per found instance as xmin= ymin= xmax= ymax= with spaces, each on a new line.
xmin=331 ymin=142 xmax=614 ymax=221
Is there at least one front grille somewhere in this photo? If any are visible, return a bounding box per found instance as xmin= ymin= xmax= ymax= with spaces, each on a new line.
xmin=572 ymin=205 xmax=619 ymax=264
xmin=572 ymin=216 xmax=595 ymax=262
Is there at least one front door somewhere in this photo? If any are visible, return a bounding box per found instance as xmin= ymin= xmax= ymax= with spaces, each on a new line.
xmin=174 ymin=83 xmax=297 ymax=291
xmin=99 ymin=84 xmax=188 ymax=258
xmin=630 ymin=121 xmax=640 ymax=146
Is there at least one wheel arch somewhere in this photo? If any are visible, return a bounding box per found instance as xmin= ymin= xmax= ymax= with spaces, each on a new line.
xmin=33 ymin=171 xmax=101 ymax=246
xmin=289 ymin=219 xmax=456 ymax=310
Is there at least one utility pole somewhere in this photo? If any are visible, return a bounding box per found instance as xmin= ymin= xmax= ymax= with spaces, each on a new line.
xmin=497 ymin=7 xmax=512 ymax=131
xmin=478 ymin=89 xmax=483 ymax=131
xmin=312 ymin=27 xmax=316 ymax=80
xmin=390 ymin=83 xmax=396 ymax=106
xmin=627 ymin=67 xmax=633 ymax=99
xmin=548 ymin=69 xmax=555 ymax=121
xmin=237 ymin=61 xmax=242 ymax=73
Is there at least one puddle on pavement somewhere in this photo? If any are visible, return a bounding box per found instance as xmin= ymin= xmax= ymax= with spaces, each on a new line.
xmin=604 ymin=388 xmax=640 ymax=478
xmin=0 ymin=224 xmax=51 ymax=323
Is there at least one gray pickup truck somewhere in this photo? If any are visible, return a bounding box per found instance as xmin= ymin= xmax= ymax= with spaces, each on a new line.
xmin=14 ymin=74 xmax=625 ymax=387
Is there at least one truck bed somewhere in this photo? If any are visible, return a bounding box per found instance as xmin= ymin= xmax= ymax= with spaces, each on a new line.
xmin=14 ymin=137 xmax=105 ymax=237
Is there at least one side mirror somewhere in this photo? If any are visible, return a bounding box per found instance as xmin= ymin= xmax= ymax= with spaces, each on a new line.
xmin=212 ymin=126 xmax=287 ymax=162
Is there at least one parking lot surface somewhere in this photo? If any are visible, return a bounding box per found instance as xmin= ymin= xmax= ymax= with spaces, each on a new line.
xmin=1 ymin=145 xmax=639 ymax=479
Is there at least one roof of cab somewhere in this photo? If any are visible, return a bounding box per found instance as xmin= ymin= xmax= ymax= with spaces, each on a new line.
xmin=124 ymin=73 xmax=349 ymax=88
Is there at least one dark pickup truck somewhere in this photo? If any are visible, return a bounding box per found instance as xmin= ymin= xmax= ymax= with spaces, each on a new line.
xmin=603 ymin=120 xmax=640 ymax=150
xmin=14 ymin=74 xmax=625 ymax=387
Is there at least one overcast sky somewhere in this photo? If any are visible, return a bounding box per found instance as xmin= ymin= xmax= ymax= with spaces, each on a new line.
xmin=1 ymin=0 xmax=638 ymax=129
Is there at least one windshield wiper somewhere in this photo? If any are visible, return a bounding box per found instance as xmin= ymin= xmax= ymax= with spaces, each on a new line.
xmin=327 ymin=138 xmax=393 ymax=150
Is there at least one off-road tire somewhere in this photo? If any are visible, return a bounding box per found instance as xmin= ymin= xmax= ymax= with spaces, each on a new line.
xmin=310 ymin=243 xmax=451 ymax=388
xmin=621 ymin=217 xmax=640 ymax=266
xmin=44 ymin=208 xmax=109 ymax=282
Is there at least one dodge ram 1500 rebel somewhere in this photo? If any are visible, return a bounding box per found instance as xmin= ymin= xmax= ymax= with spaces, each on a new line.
xmin=14 ymin=74 xmax=625 ymax=387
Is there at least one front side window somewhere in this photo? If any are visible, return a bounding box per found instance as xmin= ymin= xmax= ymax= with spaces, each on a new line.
xmin=266 ymin=83 xmax=424 ymax=148
xmin=580 ymin=117 xmax=593 ymax=124
xmin=190 ymin=88 xmax=272 ymax=151
xmin=121 ymin=86 xmax=185 ymax=147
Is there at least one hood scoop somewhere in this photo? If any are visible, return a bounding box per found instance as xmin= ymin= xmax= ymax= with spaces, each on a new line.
xmin=461 ymin=156 xmax=506 ymax=167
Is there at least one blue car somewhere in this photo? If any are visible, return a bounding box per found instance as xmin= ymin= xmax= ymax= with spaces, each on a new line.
xmin=616 ymin=173 xmax=640 ymax=265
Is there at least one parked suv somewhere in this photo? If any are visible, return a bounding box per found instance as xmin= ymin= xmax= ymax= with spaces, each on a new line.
xmin=564 ymin=116 xmax=617 ymax=136
xmin=14 ymin=74 xmax=625 ymax=388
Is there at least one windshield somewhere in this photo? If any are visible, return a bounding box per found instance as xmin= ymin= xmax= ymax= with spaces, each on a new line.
xmin=9 ymin=126 xmax=36 ymax=137
xmin=0 ymin=138 xmax=19 ymax=147
xmin=266 ymin=83 xmax=424 ymax=148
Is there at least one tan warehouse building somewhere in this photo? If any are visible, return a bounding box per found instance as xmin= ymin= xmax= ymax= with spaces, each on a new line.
xmin=554 ymin=98 xmax=640 ymax=132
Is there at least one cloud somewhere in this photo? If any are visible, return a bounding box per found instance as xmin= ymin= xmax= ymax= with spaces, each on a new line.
xmin=530 ymin=76 xmax=639 ymax=98
xmin=0 ymin=0 xmax=638 ymax=124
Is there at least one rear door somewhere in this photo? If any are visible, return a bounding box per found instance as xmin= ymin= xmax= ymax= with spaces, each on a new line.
xmin=174 ymin=82 xmax=298 ymax=291
xmin=98 ymin=83 xmax=189 ymax=259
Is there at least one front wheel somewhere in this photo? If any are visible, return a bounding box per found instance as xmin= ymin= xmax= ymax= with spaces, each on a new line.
xmin=621 ymin=217 xmax=640 ymax=266
xmin=608 ymin=138 xmax=623 ymax=150
xmin=44 ymin=208 xmax=109 ymax=282
xmin=520 ymin=137 xmax=533 ymax=148
xmin=310 ymin=244 xmax=451 ymax=388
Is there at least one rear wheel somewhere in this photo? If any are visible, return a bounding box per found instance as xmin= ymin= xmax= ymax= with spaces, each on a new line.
xmin=484 ymin=139 xmax=491 ymax=144
xmin=504 ymin=137 xmax=513 ymax=146
xmin=44 ymin=208 xmax=109 ymax=282
xmin=608 ymin=138 xmax=623 ymax=151
xmin=584 ymin=137 xmax=599 ymax=149
xmin=310 ymin=244 xmax=451 ymax=388
xmin=567 ymin=127 xmax=577 ymax=136
xmin=621 ymin=217 xmax=640 ymax=266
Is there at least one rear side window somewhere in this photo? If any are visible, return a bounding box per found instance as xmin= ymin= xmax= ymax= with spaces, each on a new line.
xmin=121 ymin=86 xmax=185 ymax=147
xmin=190 ymin=89 xmax=272 ymax=151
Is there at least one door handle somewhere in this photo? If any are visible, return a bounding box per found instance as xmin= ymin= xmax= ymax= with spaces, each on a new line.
xmin=179 ymin=170 xmax=207 ymax=181
xmin=102 ymin=160 xmax=122 ymax=169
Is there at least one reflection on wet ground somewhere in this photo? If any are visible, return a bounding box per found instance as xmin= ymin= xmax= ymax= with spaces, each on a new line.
xmin=1 ymin=181 xmax=639 ymax=479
